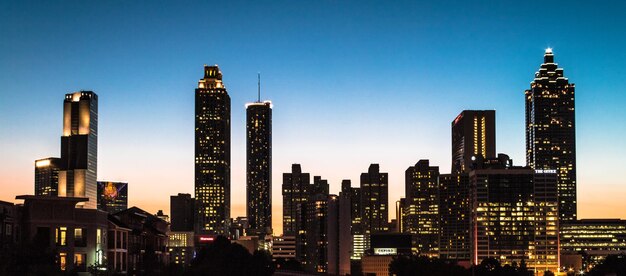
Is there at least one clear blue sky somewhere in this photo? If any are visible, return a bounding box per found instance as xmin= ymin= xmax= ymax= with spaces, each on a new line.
xmin=2 ymin=1 xmax=625 ymax=233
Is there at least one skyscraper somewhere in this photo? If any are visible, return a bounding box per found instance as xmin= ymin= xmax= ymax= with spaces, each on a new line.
xmin=360 ymin=164 xmax=388 ymax=249
xmin=282 ymin=164 xmax=311 ymax=236
xmin=451 ymin=110 xmax=496 ymax=173
xmin=246 ymin=99 xmax=272 ymax=236
xmin=34 ymin=157 xmax=62 ymax=196
xmin=96 ymin=181 xmax=128 ymax=214
xmin=525 ymin=48 xmax=577 ymax=221
xmin=195 ymin=65 xmax=231 ymax=234
xmin=59 ymin=91 xmax=98 ymax=209
xmin=404 ymin=160 xmax=439 ymax=256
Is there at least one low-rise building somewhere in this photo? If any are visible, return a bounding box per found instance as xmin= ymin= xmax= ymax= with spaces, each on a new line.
xmin=560 ymin=219 xmax=626 ymax=271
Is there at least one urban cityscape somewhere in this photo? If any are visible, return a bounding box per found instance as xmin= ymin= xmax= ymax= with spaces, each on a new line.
xmin=1 ymin=1 xmax=626 ymax=276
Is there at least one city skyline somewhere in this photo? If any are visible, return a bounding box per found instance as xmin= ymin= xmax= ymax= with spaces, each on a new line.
xmin=2 ymin=1 xmax=626 ymax=236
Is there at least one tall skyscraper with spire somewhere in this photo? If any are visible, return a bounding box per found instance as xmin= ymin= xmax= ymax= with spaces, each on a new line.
xmin=59 ymin=91 xmax=98 ymax=208
xmin=195 ymin=65 xmax=231 ymax=234
xmin=246 ymin=74 xmax=273 ymax=236
xmin=525 ymin=48 xmax=577 ymax=221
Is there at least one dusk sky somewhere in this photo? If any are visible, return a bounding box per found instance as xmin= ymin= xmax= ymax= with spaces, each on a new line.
xmin=1 ymin=1 xmax=626 ymax=235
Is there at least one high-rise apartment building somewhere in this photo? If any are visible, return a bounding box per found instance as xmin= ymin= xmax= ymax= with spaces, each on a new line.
xmin=360 ymin=164 xmax=388 ymax=250
xmin=195 ymin=65 xmax=231 ymax=234
xmin=469 ymin=154 xmax=559 ymax=273
xmin=438 ymin=173 xmax=470 ymax=262
xmin=525 ymin=49 xmax=577 ymax=221
xmin=246 ymin=100 xmax=272 ymax=235
xmin=96 ymin=181 xmax=128 ymax=214
xmin=59 ymin=91 xmax=98 ymax=209
xmin=170 ymin=193 xmax=195 ymax=232
xmin=34 ymin=157 xmax=62 ymax=196
xmin=451 ymin=110 xmax=496 ymax=173
xmin=282 ymin=164 xmax=311 ymax=235
xmin=404 ymin=160 xmax=439 ymax=256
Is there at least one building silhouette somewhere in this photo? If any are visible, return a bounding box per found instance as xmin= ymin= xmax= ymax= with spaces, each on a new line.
xmin=404 ymin=159 xmax=439 ymax=256
xmin=360 ymin=164 xmax=388 ymax=250
xmin=195 ymin=65 xmax=231 ymax=234
xmin=170 ymin=193 xmax=195 ymax=232
xmin=525 ymin=49 xmax=577 ymax=221
xmin=59 ymin=91 xmax=98 ymax=209
xmin=282 ymin=164 xmax=311 ymax=236
xmin=246 ymin=100 xmax=272 ymax=236
xmin=34 ymin=157 xmax=62 ymax=196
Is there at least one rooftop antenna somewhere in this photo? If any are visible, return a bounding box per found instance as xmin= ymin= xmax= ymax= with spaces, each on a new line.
xmin=257 ymin=72 xmax=261 ymax=102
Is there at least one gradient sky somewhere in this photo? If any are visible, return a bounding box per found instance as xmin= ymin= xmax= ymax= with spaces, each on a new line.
xmin=1 ymin=1 xmax=626 ymax=235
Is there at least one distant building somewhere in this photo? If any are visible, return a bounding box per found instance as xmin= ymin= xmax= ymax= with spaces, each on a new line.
xmin=327 ymin=194 xmax=340 ymax=275
xmin=229 ymin=216 xmax=250 ymax=239
xmin=361 ymin=233 xmax=412 ymax=276
xmin=246 ymin=100 xmax=273 ymax=236
xmin=59 ymin=91 xmax=98 ymax=209
xmin=451 ymin=110 xmax=496 ymax=173
xmin=272 ymin=235 xmax=296 ymax=261
xmin=282 ymin=164 xmax=311 ymax=236
xmin=360 ymin=164 xmax=389 ymax=250
xmin=560 ymin=219 xmax=626 ymax=270
xmin=195 ymin=65 xmax=231 ymax=234
xmin=97 ymin=181 xmax=128 ymax=214
xmin=304 ymin=177 xmax=330 ymax=273
xmin=170 ymin=193 xmax=194 ymax=232
xmin=438 ymin=173 xmax=470 ymax=262
xmin=469 ymin=154 xmax=559 ymax=274
xmin=525 ymin=49 xmax=577 ymax=222
xmin=338 ymin=180 xmax=362 ymax=275
xmin=167 ymin=231 xmax=194 ymax=267
xmin=34 ymin=157 xmax=62 ymax=196
xmin=404 ymin=159 xmax=439 ymax=256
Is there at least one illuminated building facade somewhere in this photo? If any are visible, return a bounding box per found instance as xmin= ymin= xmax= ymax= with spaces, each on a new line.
xmin=195 ymin=65 xmax=231 ymax=234
xmin=59 ymin=91 xmax=98 ymax=209
xmin=525 ymin=49 xmax=577 ymax=222
xmin=282 ymin=164 xmax=310 ymax=236
xmin=167 ymin=231 xmax=195 ymax=267
xmin=97 ymin=181 xmax=128 ymax=214
xmin=439 ymin=173 xmax=470 ymax=261
xmin=360 ymin=164 xmax=389 ymax=250
xmin=170 ymin=193 xmax=195 ymax=232
xmin=452 ymin=110 xmax=496 ymax=173
xmin=246 ymin=101 xmax=272 ymax=236
xmin=404 ymin=160 xmax=439 ymax=256
xmin=34 ymin=157 xmax=62 ymax=196
xmin=469 ymin=155 xmax=559 ymax=274
xmin=560 ymin=219 xmax=626 ymax=269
